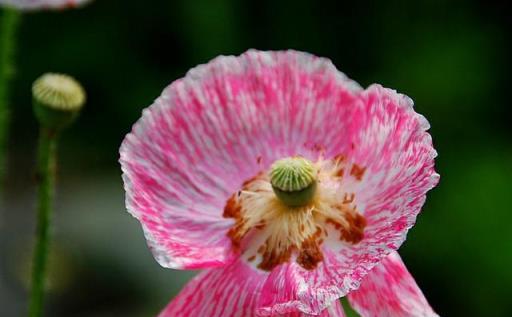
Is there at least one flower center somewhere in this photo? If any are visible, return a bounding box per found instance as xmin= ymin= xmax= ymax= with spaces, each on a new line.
xmin=223 ymin=156 xmax=367 ymax=271
xmin=270 ymin=157 xmax=317 ymax=207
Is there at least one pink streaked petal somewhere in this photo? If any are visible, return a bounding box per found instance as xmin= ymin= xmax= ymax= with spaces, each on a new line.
xmin=259 ymin=85 xmax=438 ymax=315
xmin=300 ymin=300 xmax=345 ymax=317
xmin=121 ymin=50 xmax=438 ymax=308
xmin=257 ymin=251 xmax=365 ymax=315
xmin=120 ymin=50 xmax=363 ymax=269
xmin=258 ymin=261 xmax=338 ymax=316
xmin=158 ymin=260 xmax=264 ymax=317
xmin=158 ymin=259 xmax=345 ymax=317
xmin=0 ymin=0 xmax=91 ymax=10
xmin=347 ymin=251 xmax=439 ymax=317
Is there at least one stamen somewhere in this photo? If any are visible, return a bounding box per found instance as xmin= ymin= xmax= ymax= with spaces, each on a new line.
xmin=297 ymin=228 xmax=324 ymax=270
xmin=350 ymin=163 xmax=366 ymax=181
xmin=223 ymin=155 xmax=367 ymax=272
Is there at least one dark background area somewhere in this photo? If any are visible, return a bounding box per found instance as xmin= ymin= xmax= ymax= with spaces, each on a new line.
xmin=1 ymin=0 xmax=511 ymax=316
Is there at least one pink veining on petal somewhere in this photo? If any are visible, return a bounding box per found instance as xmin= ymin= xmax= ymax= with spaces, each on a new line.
xmin=158 ymin=260 xmax=264 ymax=317
xmin=120 ymin=50 xmax=439 ymax=314
xmin=158 ymin=259 xmax=346 ymax=317
xmin=120 ymin=50 xmax=362 ymax=270
xmin=0 ymin=0 xmax=92 ymax=10
xmin=256 ymin=82 xmax=438 ymax=315
xmin=348 ymin=251 xmax=439 ymax=317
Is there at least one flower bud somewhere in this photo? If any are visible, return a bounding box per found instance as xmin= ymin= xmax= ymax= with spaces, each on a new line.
xmin=32 ymin=73 xmax=85 ymax=131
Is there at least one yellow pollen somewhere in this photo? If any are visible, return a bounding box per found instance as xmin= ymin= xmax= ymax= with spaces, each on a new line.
xmin=223 ymin=156 xmax=367 ymax=271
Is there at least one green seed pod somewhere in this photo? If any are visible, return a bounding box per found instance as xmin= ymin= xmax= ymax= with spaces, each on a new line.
xmin=32 ymin=73 xmax=85 ymax=131
xmin=270 ymin=157 xmax=317 ymax=207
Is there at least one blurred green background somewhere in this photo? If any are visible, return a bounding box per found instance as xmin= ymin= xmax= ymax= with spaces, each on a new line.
xmin=0 ymin=0 xmax=510 ymax=316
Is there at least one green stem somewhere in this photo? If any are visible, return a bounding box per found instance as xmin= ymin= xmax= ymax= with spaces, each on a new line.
xmin=28 ymin=128 xmax=58 ymax=317
xmin=0 ymin=8 xmax=21 ymax=193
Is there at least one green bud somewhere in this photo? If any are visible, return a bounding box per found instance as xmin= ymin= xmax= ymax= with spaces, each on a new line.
xmin=32 ymin=73 xmax=85 ymax=131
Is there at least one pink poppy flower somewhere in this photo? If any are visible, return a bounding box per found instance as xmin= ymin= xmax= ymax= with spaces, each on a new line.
xmin=120 ymin=50 xmax=439 ymax=316
xmin=0 ymin=0 xmax=91 ymax=10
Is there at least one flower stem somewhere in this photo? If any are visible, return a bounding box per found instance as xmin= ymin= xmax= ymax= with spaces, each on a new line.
xmin=0 ymin=8 xmax=21 ymax=192
xmin=28 ymin=128 xmax=58 ymax=317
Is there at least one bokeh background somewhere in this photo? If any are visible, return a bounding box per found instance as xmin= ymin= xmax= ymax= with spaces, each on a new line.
xmin=1 ymin=0 xmax=510 ymax=316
